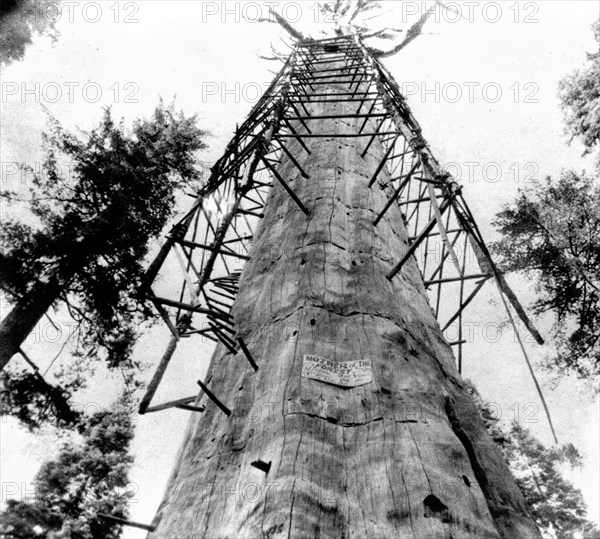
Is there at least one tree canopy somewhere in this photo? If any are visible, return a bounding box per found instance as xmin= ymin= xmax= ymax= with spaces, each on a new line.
xmin=0 ymin=396 xmax=136 ymax=539
xmin=469 ymin=382 xmax=599 ymax=539
xmin=0 ymin=0 xmax=59 ymax=65
xmin=492 ymin=172 xmax=600 ymax=381
xmin=558 ymin=19 xmax=600 ymax=161
xmin=492 ymin=19 xmax=600 ymax=384
xmin=0 ymin=103 xmax=206 ymax=428
xmin=0 ymin=366 xmax=81 ymax=430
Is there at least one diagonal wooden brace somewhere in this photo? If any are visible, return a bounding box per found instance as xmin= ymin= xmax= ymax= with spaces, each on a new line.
xmin=197 ymin=379 xmax=232 ymax=417
xmin=237 ymin=337 xmax=258 ymax=371
xmin=374 ymin=160 xmax=420 ymax=226
xmin=368 ymin=134 xmax=399 ymax=187
xmin=387 ymin=195 xmax=453 ymax=280
xmin=428 ymin=183 xmax=463 ymax=277
xmin=262 ymin=157 xmax=309 ymax=215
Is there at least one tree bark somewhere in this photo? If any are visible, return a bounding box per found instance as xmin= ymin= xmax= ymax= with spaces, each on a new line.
xmin=0 ymin=279 xmax=63 ymax=370
xmin=148 ymin=68 xmax=541 ymax=539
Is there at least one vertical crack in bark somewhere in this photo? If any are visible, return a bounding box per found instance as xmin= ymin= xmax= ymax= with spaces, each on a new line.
xmin=365 ymin=421 xmax=378 ymax=534
xmin=361 ymin=312 xmax=380 ymax=534
xmin=341 ymin=427 xmax=353 ymax=537
xmin=444 ymin=396 xmax=502 ymax=538
xmin=383 ymin=420 xmax=401 ymax=537
xmin=287 ymin=478 xmax=297 ymax=538
xmin=400 ymin=464 xmax=417 ymax=538
xmin=407 ymin=424 xmax=434 ymax=493
xmin=202 ymin=442 xmax=225 ymax=538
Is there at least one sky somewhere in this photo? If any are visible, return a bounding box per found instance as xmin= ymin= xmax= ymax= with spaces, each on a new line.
xmin=1 ymin=1 xmax=599 ymax=537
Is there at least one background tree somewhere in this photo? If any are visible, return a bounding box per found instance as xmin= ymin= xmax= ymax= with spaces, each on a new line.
xmin=0 ymin=103 xmax=206 ymax=426
xmin=492 ymin=20 xmax=600 ymax=383
xmin=0 ymin=0 xmax=60 ymax=65
xmin=0 ymin=363 xmax=81 ymax=430
xmin=0 ymin=395 xmax=136 ymax=539
xmin=558 ymin=19 xmax=600 ymax=163
xmin=469 ymin=382 xmax=600 ymax=539
xmin=492 ymin=172 xmax=599 ymax=380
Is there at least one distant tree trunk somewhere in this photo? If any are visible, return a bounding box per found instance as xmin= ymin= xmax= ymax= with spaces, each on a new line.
xmin=0 ymin=279 xmax=62 ymax=369
xmin=148 ymin=64 xmax=541 ymax=539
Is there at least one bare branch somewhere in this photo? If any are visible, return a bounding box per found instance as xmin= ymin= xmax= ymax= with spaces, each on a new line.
xmin=361 ymin=27 xmax=402 ymax=40
xmin=370 ymin=1 xmax=463 ymax=58
xmin=18 ymin=348 xmax=41 ymax=372
xmin=257 ymin=53 xmax=283 ymax=62
xmin=42 ymin=321 xmax=82 ymax=376
xmin=373 ymin=2 xmax=437 ymax=57
xmin=257 ymin=34 xmax=294 ymax=64
xmin=258 ymin=8 xmax=307 ymax=41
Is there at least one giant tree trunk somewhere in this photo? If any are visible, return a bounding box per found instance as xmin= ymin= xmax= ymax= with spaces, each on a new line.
xmin=148 ymin=65 xmax=541 ymax=538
